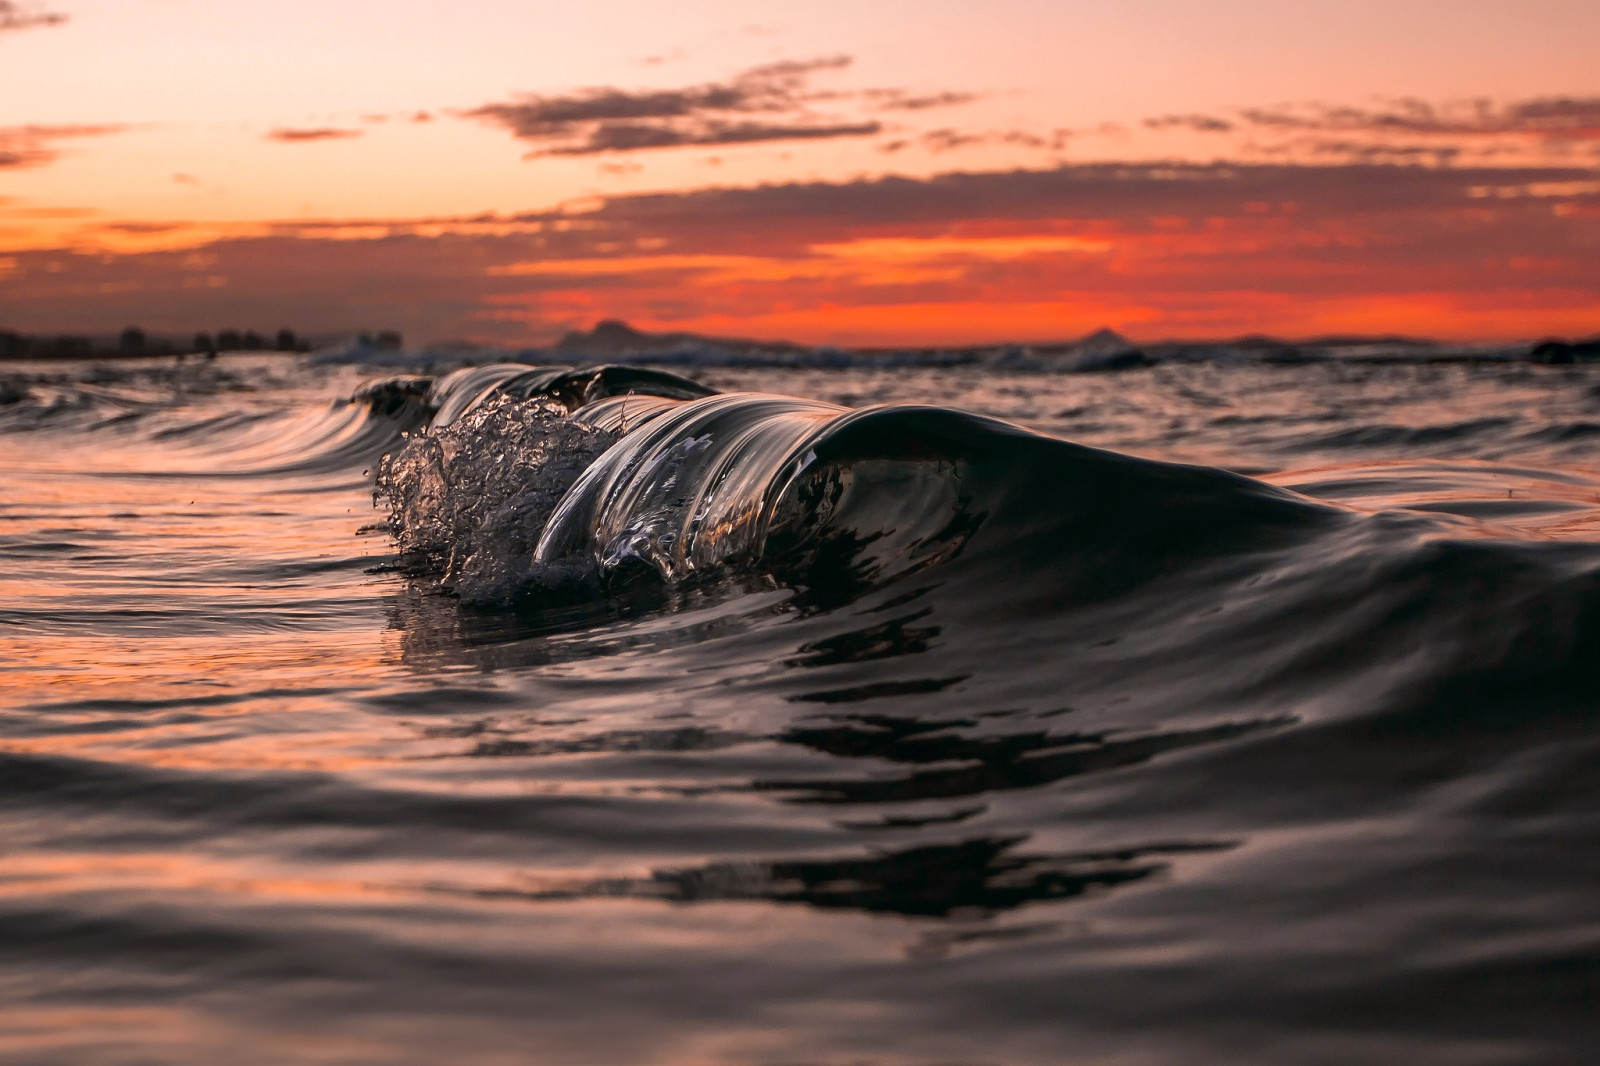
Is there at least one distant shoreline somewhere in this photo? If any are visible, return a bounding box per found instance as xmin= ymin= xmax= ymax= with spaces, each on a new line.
xmin=3 ymin=319 xmax=1597 ymax=368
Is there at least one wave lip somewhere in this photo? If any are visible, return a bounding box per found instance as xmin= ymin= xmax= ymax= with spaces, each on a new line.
xmin=532 ymin=392 xmax=845 ymax=583
xmin=426 ymin=363 xmax=717 ymax=428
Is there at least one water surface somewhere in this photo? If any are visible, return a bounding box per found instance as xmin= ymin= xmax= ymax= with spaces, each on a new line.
xmin=3 ymin=355 xmax=1599 ymax=1065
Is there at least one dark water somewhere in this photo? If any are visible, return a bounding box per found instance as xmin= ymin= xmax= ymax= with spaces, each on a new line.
xmin=3 ymin=354 xmax=1599 ymax=1065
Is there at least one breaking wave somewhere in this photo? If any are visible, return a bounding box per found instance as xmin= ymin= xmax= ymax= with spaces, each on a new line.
xmin=374 ymin=364 xmax=1329 ymax=608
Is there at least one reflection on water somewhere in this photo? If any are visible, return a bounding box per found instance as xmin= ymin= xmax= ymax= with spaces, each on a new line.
xmin=784 ymin=604 xmax=942 ymax=665
xmin=763 ymin=712 xmax=1292 ymax=805
xmin=459 ymin=835 xmax=1233 ymax=918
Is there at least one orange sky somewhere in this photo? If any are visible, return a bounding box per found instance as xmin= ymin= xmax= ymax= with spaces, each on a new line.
xmin=2 ymin=1 xmax=1598 ymax=345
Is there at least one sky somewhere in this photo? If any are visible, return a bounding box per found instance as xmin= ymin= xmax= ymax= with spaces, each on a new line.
xmin=2 ymin=0 xmax=1598 ymax=346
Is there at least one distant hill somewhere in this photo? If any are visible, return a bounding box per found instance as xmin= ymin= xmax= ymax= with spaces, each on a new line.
xmin=553 ymin=319 xmax=804 ymax=358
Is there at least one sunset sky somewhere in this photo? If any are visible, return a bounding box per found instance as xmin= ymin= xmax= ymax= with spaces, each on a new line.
xmin=3 ymin=0 xmax=1598 ymax=345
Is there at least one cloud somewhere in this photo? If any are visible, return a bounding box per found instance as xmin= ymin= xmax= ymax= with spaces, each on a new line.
xmin=560 ymin=162 xmax=1600 ymax=252
xmin=1299 ymin=140 xmax=1464 ymax=167
xmin=543 ymin=119 xmax=881 ymax=156
xmin=921 ymin=128 xmax=984 ymax=153
xmin=101 ymin=221 xmax=186 ymax=235
xmin=1127 ymin=96 xmax=1600 ymax=167
xmin=265 ymin=127 xmax=363 ymax=143
xmin=466 ymin=56 xmax=902 ymax=156
xmin=0 ymin=1 xmax=66 ymax=33
xmin=7 ymin=161 xmax=1597 ymax=345
xmin=468 ymin=57 xmax=849 ymax=133
xmin=871 ymin=90 xmax=981 ymax=112
xmin=1238 ymin=97 xmax=1600 ymax=141
xmin=0 ymin=124 xmax=123 ymax=169
xmin=915 ymin=128 xmax=1054 ymax=154
xmin=1144 ymin=114 xmax=1235 ymax=133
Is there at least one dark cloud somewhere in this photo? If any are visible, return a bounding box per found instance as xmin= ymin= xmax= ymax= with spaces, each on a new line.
xmin=1301 ymin=140 xmax=1464 ymax=166
xmin=922 ymin=128 xmax=985 ymax=153
xmin=871 ymin=90 xmax=980 ymax=111
xmin=0 ymin=124 xmax=123 ymax=169
xmin=1239 ymin=97 xmax=1600 ymax=141
xmin=0 ymin=1 xmax=66 ymax=33
xmin=0 ymin=145 xmax=42 ymax=168
xmin=101 ymin=221 xmax=185 ymax=235
xmin=1130 ymin=96 xmax=1600 ymax=167
xmin=876 ymin=128 xmax=1058 ymax=156
xmin=472 ymin=89 xmax=744 ymax=135
xmin=1145 ymin=114 xmax=1235 ymax=133
xmin=739 ymin=55 xmax=852 ymax=82
xmin=265 ymin=127 xmax=363 ymax=143
xmin=466 ymin=56 xmax=904 ymax=156
xmin=917 ymin=128 xmax=1056 ymax=153
xmin=563 ymin=162 xmax=1600 ymax=254
xmin=543 ymin=119 xmax=880 ymax=156
xmin=1013 ymin=129 xmax=1067 ymax=151
xmin=468 ymin=56 xmax=849 ymax=132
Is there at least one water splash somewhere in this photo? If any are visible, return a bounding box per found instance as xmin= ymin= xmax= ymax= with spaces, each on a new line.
xmin=375 ymin=395 xmax=618 ymax=603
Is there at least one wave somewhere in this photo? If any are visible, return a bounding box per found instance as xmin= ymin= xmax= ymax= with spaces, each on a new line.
xmin=369 ymin=364 xmax=1600 ymax=767
xmin=375 ymin=362 xmax=1328 ymax=606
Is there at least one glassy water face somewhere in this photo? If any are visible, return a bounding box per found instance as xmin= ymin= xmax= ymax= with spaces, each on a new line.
xmin=3 ymin=355 xmax=1599 ymax=1065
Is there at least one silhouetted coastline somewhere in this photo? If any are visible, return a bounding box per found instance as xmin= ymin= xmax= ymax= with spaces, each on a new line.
xmin=5 ymin=318 xmax=1598 ymax=371
xmin=0 ymin=326 xmax=324 ymax=360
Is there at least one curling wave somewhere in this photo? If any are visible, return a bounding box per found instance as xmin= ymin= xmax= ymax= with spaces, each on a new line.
xmin=375 ymin=362 xmax=1329 ymax=606
xmin=370 ymin=363 xmax=1600 ymax=756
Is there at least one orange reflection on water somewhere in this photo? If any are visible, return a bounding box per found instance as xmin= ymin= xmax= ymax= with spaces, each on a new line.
xmin=1268 ymin=459 xmax=1600 ymax=539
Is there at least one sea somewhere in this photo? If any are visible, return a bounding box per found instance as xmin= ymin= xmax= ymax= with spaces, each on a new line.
xmin=2 ymin=339 xmax=1599 ymax=1065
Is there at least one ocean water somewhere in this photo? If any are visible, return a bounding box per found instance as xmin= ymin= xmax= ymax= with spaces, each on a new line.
xmin=3 ymin=354 xmax=1599 ymax=1065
